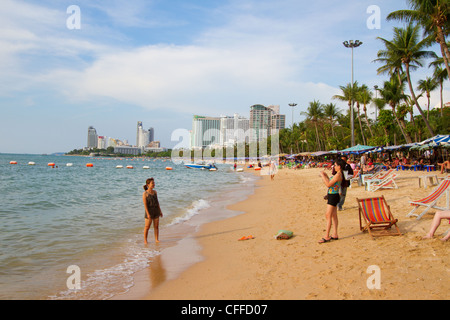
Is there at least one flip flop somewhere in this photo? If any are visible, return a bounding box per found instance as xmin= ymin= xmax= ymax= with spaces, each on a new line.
xmin=318 ymin=238 xmax=331 ymax=244
xmin=330 ymin=237 xmax=339 ymax=240
xmin=238 ymin=235 xmax=254 ymax=241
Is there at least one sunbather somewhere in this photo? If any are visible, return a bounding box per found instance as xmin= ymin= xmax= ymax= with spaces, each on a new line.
xmin=438 ymin=158 xmax=450 ymax=174
xmin=422 ymin=210 xmax=450 ymax=242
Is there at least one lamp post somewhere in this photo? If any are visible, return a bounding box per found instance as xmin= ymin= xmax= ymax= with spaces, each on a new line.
xmin=288 ymin=103 xmax=297 ymax=128
xmin=373 ymin=85 xmax=378 ymax=122
xmin=343 ymin=40 xmax=362 ymax=147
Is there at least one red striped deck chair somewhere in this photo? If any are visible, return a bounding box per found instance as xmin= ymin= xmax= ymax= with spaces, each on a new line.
xmin=357 ymin=196 xmax=401 ymax=238
xmin=407 ymin=178 xmax=450 ymax=220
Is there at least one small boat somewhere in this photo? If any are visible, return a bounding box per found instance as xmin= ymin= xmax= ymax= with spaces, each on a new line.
xmin=184 ymin=163 xmax=217 ymax=170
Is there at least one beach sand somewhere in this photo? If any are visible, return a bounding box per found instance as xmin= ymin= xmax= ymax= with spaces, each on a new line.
xmin=124 ymin=167 xmax=449 ymax=300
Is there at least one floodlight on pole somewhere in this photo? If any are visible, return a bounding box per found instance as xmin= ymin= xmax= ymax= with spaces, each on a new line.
xmin=288 ymin=103 xmax=297 ymax=128
xmin=343 ymin=40 xmax=362 ymax=147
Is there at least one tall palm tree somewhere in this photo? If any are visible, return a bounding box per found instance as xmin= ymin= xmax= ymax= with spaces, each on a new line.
xmin=417 ymin=77 xmax=438 ymax=119
xmin=430 ymin=56 xmax=449 ymax=116
xmin=301 ymin=100 xmax=324 ymax=151
xmin=323 ymin=103 xmax=341 ymax=138
xmin=332 ymin=82 xmax=359 ymax=117
xmin=378 ymin=76 xmax=413 ymax=144
xmin=387 ymin=0 xmax=450 ymax=78
xmin=357 ymin=84 xmax=374 ymax=137
xmin=376 ymin=23 xmax=437 ymax=137
xmin=354 ymin=87 xmax=367 ymax=145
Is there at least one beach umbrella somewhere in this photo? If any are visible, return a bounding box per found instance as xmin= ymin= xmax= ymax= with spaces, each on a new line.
xmin=339 ymin=144 xmax=376 ymax=154
xmin=418 ymin=135 xmax=450 ymax=146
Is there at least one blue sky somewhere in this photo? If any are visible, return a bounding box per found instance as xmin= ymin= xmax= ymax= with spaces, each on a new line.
xmin=0 ymin=0 xmax=448 ymax=154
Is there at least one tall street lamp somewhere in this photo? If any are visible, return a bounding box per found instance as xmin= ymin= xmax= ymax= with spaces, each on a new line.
xmin=373 ymin=85 xmax=378 ymax=122
xmin=289 ymin=103 xmax=297 ymax=128
xmin=343 ymin=40 xmax=362 ymax=147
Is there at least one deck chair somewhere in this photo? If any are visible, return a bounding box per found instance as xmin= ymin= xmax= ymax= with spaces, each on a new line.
xmin=356 ymin=196 xmax=402 ymax=238
xmin=349 ymin=169 xmax=360 ymax=188
xmin=367 ymin=173 xmax=398 ymax=192
xmin=407 ymin=178 xmax=450 ymax=220
xmin=362 ymin=168 xmax=394 ymax=184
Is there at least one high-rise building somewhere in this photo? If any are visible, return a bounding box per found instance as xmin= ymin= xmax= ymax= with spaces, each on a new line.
xmin=136 ymin=121 xmax=143 ymax=146
xmin=97 ymin=136 xmax=106 ymax=149
xmin=191 ymin=115 xmax=221 ymax=149
xmin=136 ymin=121 xmax=154 ymax=148
xmin=87 ymin=126 xmax=98 ymax=149
xmin=148 ymin=127 xmax=154 ymax=143
xmin=249 ymin=104 xmax=285 ymax=142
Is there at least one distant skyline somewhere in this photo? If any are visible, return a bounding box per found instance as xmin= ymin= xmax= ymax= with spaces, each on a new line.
xmin=0 ymin=0 xmax=448 ymax=154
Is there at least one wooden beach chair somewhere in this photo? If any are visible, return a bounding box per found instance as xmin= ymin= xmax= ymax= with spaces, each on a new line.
xmin=407 ymin=178 xmax=450 ymax=220
xmin=356 ymin=196 xmax=402 ymax=238
xmin=367 ymin=173 xmax=398 ymax=192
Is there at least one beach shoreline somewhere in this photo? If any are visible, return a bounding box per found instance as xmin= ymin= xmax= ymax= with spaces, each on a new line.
xmin=110 ymin=169 xmax=260 ymax=300
xmin=117 ymin=167 xmax=449 ymax=300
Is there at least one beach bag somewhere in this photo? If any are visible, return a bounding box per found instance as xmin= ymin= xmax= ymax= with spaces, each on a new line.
xmin=275 ymin=230 xmax=293 ymax=240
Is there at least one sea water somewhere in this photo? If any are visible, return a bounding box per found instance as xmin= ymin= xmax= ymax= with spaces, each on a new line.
xmin=0 ymin=154 xmax=258 ymax=299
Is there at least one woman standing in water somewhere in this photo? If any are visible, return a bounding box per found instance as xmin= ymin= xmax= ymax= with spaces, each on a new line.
xmin=318 ymin=158 xmax=345 ymax=244
xmin=143 ymin=178 xmax=163 ymax=244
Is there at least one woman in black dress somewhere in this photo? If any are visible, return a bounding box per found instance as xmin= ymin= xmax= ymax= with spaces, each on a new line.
xmin=143 ymin=178 xmax=163 ymax=244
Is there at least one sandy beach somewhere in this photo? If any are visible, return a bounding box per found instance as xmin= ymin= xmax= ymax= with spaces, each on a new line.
xmin=124 ymin=167 xmax=449 ymax=300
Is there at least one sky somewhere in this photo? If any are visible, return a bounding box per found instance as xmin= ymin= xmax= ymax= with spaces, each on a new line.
xmin=0 ymin=0 xmax=448 ymax=154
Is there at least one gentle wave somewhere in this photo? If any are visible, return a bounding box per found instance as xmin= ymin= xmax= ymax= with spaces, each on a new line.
xmin=167 ymin=199 xmax=211 ymax=226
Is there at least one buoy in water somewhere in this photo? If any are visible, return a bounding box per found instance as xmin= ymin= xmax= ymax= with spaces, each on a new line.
xmin=10 ymin=161 xmax=18 ymax=164
xmin=143 ymin=166 xmax=150 ymax=169
xmin=126 ymin=165 xmax=133 ymax=169
xmin=48 ymin=162 xmax=55 ymax=167
xmin=66 ymin=163 xmax=73 ymax=167
xmin=28 ymin=161 xmax=36 ymax=165
xmin=86 ymin=163 xmax=94 ymax=167
xmin=166 ymin=167 xmax=173 ymax=170
xmin=116 ymin=165 xmax=123 ymax=169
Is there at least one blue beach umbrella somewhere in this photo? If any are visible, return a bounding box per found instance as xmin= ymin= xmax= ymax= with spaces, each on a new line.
xmin=339 ymin=144 xmax=376 ymax=154
xmin=418 ymin=135 xmax=450 ymax=146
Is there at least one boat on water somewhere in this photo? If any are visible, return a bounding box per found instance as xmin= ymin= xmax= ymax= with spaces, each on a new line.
xmin=184 ymin=163 xmax=217 ymax=170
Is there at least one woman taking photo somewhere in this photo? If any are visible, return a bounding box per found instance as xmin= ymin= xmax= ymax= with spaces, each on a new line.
xmin=318 ymin=158 xmax=346 ymax=244
xmin=143 ymin=178 xmax=163 ymax=244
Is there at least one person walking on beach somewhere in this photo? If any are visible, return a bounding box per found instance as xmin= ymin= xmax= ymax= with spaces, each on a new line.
xmin=318 ymin=158 xmax=345 ymax=244
xmin=332 ymin=155 xmax=353 ymax=211
xmin=143 ymin=178 xmax=163 ymax=244
xmin=269 ymin=160 xmax=276 ymax=180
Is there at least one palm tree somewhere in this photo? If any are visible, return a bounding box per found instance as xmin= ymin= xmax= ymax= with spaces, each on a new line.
xmin=378 ymin=76 xmax=412 ymax=144
xmin=376 ymin=23 xmax=437 ymax=137
xmin=357 ymin=84 xmax=374 ymax=137
xmin=323 ymin=103 xmax=341 ymax=138
xmin=430 ymin=56 xmax=449 ymax=116
xmin=332 ymin=82 xmax=359 ymax=117
xmin=417 ymin=77 xmax=438 ymax=119
xmin=387 ymin=0 xmax=450 ymax=78
xmin=301 ymin=100 xmax=324 ymax=151
xmin=354 ymin=86 xmax=367 ymax=145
